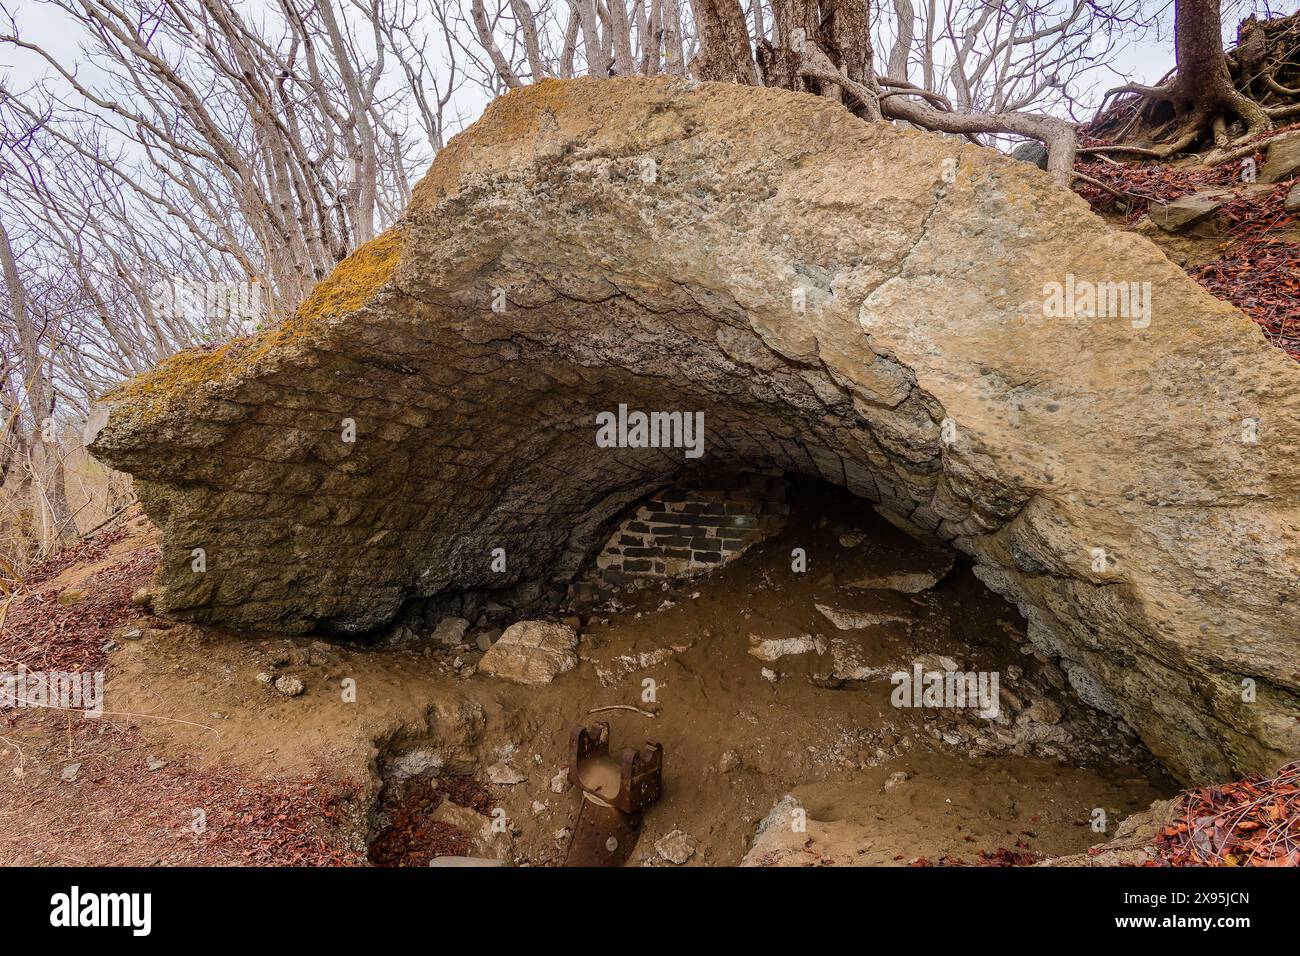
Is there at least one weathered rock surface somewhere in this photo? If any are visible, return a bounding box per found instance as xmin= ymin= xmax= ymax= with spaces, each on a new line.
xmin=1148 ymin=192 xmax=1223 ymax=232
xmin=476 ymin=621 xmax=578 ymax=685
xmin=431 ymin=616 xmax=470 ymax=646
xmin=87 ymin=77 xmax=1300 ymax=783
xmin=1261 ymin=131 xmax=1300 ymax=183
xmin=747 ymin=632 xmax=823 ymax=661
xmin=654 ymin=829 xmax=698 ymax=864
xmin=815 ymin=604 xmax=912 ymax=631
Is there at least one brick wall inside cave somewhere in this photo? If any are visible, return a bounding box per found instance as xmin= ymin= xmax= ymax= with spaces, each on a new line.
xmin=592 ymin=472 xmax=788 ymax=584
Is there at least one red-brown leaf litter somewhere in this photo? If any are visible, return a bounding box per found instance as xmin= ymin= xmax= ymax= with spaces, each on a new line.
xmin=1152 ymin=760 xmax=1300 ymax=867
xmin=367 ymin=776 xmax=497 ymax=866
xmin=0 ymin=512 xmax=368 ymax=866
xmin=1073 ymin=137 xmax=1300 ymax=362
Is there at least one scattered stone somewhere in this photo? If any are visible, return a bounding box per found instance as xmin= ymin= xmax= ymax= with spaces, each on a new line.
xmin=654 ymin=830 xmax=698 ymax=865
xmin=56 ymin=588 xmax=87 ymax=607
xmin=308 ymin=640 xmax=337 ymax=665
xmin=475 ymin=628 xmax=501 ymax=652
xmin=847 ymin=555 xmax=954 ymax=593
xmin=581 ymin=639 xmax=693 ymax=686
xmin=255 ymin=672 xmax=274 ymax=685
xmin=1261 ymin=132 xmax=1300 ymax=183
xmin=1012 ymin=140 xmax=1049 ymax=170
xmin=826 ymin=636 xmax=893 ymax=683
xmin=130 ymin=587 xmax=154 ymax=607
xmin=274 ymin=675 xmax=305 ymax=697
xmin=477 ymin=621 xmax=578 ymax=685
xmin=815 ymin=604 xmax=911 ymax=631
xmin=431 ymin=616 xmax=470 ymax=646
xmin=1024 ymin=698 xmax=1064 ymax=725
xmin=884 ymin=770 xmax=911 ymax=791
xmin=1286 ymin=182 xmax=1300 ymax=214
xmin=718 ymin=750 xmax=741 ymax=774
xmin=1149 ymin=192 xmax=1223 ymax=232
xmin=747 ymin=633 xmax=824 ymax=662
xmin=838 ymin=532 xmax=865 ymax=548
xmin=60 ymin=763 xmax=80 ymax=782
xmin=847 ymin=570 xmax=946 ymax=593
xmin=1015 ymin=715 xmax=1073 ymax=746
xmin=531 ymin=801 xmax=547 ymax=816
xmin=119 ymin=627 xmax=143 ymax=641
xmin=760 ymin=667 xmax=778 ymax=682
xmin=146 ymin=756 xmax=168 ymax=772
xmin=486 ymin=761 xmax=527 ymax=785
xmin=550 ymin=769 xmax=570 ymax=794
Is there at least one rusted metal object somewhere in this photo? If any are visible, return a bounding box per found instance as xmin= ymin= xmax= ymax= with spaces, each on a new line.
xmin=562 ymin=722 xmax=663 ymax=867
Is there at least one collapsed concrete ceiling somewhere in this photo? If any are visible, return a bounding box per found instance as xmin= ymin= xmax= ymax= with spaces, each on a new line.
xmin=88 ymin=77 xmax=1300 ymax=784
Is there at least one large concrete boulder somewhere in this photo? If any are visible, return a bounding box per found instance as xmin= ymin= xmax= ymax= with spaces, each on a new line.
xmin=87 ymin=77 xmax=1300 ymax=783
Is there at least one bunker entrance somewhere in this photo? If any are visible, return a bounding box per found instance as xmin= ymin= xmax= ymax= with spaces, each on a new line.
xmin=368 ymin=474 xmax=1176 ymax=865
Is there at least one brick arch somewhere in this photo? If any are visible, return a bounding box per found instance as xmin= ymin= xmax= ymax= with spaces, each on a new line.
xmin=89 ymin=77 xmax=1300 ymax=783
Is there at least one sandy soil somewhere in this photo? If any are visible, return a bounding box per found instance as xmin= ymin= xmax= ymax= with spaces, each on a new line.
xmin=0 ymin=486 xmax=1176 ymax=866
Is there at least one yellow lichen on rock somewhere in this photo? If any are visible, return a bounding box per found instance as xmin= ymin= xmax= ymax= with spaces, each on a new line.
xmin=412 ymin=78 xmax=608 ymax=206
xmin=293 ymin=227 xmax=404 ymax=327
xmin=104 ymin=228 xmax=405 ymax=420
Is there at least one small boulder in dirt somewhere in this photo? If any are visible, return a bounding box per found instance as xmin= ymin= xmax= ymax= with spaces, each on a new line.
xmin=654 ymin=830 xmax=698 ymax=864
xmin=1261 ymin=131 xmax=1300 ymax=183
xmin=477 ymin=621 xmax=578 ymax=686
xmin=274 ymin=675 xmax=305 ymax=697
xmin=747 ymin=633 xmax=823 ymax=662
xmin=815 ymin=604 xmax=911 ymax=631
xmin=847 ymin=566 xmax=953 ymax=594
xmin=431 ymin=616 xmax=470 ymax=646
xmin=1149 ymin=192 xmax=1223 ymax=232
xmin=486 ymin=761 xmax=527 ymax=785
xmin=56 ymin=588 xmax=87 ymax=607
xmin=130 ymin=587 xmax=154 ymax=608
xmin=307 ymin=640 xmax=337 ymax=665
xmin=884 ymin=770 xmax=911 ymax=792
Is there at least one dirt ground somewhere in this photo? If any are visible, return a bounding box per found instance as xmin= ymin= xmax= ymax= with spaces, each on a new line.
xmin=0 ymin=485 xmax=1176 ymax=866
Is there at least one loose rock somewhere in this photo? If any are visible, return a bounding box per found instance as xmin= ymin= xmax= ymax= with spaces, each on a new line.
xmin=477 ymin=621 xmax=578 ymax=686
xmin=654 ymin=830 xmax=698 ymax=865
xmin=274 ymin=675 xmax=305 ymax=697
xmin=431 ymin=616 xmax=470 ymax=646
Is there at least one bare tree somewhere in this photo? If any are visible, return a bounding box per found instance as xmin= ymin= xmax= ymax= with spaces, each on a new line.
xmin=1088 ymin=1 xmax=1300 ymax=161
xmin=1 ymin=0 xmax=461 ymax=314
